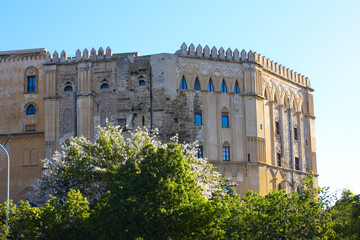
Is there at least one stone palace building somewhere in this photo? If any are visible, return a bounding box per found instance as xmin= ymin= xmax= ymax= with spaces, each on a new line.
xmin=0 ymin=43 xmax=317 ymax=202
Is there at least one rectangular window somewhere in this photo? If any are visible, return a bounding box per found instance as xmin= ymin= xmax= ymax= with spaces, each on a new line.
xmin=222 ymin=113 xmax=229 ymax=127
xmin=174 ymin=118 xmax=178 ymax=124
xmin=295 ymin=157 xmax=300 ymax=170
xmin=275 ymin=121 xmax=280 ymax=135
xmin=197 ymin=146 xmax=203 ymax=158
xmin=247 ymin=153 xmax=251 ymax=162
xmin=142 ymin=116 xmax=145 ymax=126
xmin=223 ymin=146 xmax=230 ymax=161
xmin=294 ymin=127 xmax=298 ymax=140
xmin=27 ymin=76 xmax=36 ymax=93
xmin=277 ymin=153 xmax=281 ymax=166
xmin=195 ymin=112 xmax=202 ymax=125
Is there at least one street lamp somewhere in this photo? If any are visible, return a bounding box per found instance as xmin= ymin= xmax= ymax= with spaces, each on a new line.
xmin=0 ymin=144 xmax=10 ymax=231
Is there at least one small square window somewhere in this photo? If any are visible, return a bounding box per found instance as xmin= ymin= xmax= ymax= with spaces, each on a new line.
xmin=277 ymin=153 xmax=281 ymax=166
xmin=197 ymin=146 xmax=203 ymax=158
xmin=223 ymin=146 xmax=230 ymax=161
xmin=222 ymin=113 xmax=229 ymax=127
xmin=295 ymin=157 xmax=300 ymax=170
xmin=195 ymin=113 xmax=202 ymax=125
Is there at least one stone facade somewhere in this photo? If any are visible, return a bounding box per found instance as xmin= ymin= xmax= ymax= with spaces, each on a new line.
xmin=0 ymin=43 xmax=317 ymax=202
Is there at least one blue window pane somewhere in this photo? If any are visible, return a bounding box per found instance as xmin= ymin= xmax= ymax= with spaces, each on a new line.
xmin=180 ymin=76 xmax=187 ymax=89
xmin=234 ymin=81 xmax=240 ymax=94
xmin=222 ymin=116 xmax=229 ymax=127
xmin=208 ymin=79 xmax=214 ymax=92
xmin=221 ymin=80 xmax=227 ymax=93
xmin=195 ymin=113 xmax=202 ymax=125
xmin=223 ymin=146 xmax=230 ymax=161
xmin=101 ymin=83 xmax=109 ymax=89
xmin=26 ymin=105 xmax=36 ymax=115
xmin=64 ymin=85 xmax=73 ymax=92
xmin=27 ymin=76 xmax=36 ymax=92
xmin=194 ymin=78 xmax=201 ymax=91
xmin=139 ymin=80 xmax=146 ymax=86
xmin=197 ymin=146 xmax=203 ymax=158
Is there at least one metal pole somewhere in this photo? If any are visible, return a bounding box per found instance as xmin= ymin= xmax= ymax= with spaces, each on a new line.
xmin=0 ymin=144 xmax=10 ymax=231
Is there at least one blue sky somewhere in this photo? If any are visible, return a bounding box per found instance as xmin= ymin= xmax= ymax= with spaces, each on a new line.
xmin=1 ymin=0 xmax=359 ymax=194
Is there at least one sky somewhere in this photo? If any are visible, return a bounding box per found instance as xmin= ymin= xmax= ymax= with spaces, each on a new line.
xmin=1 ymin=0 xmax=359 ymax=195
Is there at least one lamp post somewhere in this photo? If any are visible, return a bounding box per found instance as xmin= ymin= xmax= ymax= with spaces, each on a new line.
xmin=0 ymin=144 xmax=10 ymax=231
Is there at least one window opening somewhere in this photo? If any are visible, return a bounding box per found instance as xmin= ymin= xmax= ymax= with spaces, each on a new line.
xmin=197 ymin=146 xmax=203 ymax=158
xmin=277 ymin=153 xmax=281 ymax=166
xmin=64 ymin=85 xmax=73 ymax=92
xmin=248 ymin=153 xmax=251 ymax=162
xmin=208 ymin=78 xmax=214 ymax=92
xmin=180 ymin=76 xmax=187 ymax=89
xmin=26 ymin=76 xmax=36 ymax=93
xmin=234 ymin=81 xmax=240 ymax=94
xmin=295 ymin=157 xmax=300 ymax=170
xmin=139 ymin=80 xmax=146 ymax=86
xmin=222 ymin=112 xmax=229 ymax=127
xmin=101 ymin=83 xmax=109 ymax=89
xmin=194 ymin=112 xmax=202 ymax=125
xmin=275 ymin=121 xmax=280 ymax=135
xmin=294 ymin=127 xmax=298 ymax=140
xmin=142 ymin=116 xmax=145 ymax=126
xmin=174 ymin=118 xmax=178 ymax=124
xmin=26 ymin=105 xmax=36 ymax=115
xmin=223 ymin=146 xmax=230 ymax=161
xmin=221 ymin=80 xmax=227 ymax=93
xmin=194 ymin=77 xmax=201 ymax=91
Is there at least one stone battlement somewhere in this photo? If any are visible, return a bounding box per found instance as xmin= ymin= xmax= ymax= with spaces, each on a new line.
xmin=176 ymin=43 xmax=310 ymax=88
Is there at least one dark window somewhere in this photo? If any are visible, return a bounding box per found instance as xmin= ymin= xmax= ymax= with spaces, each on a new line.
xmin=174 ymin=118 xmax=178 ymax=124
xmin=139 ymin=80 xmax=146 ymax=86
xmin=221 ymin=80 xmax=227 ymax=93
xmin=101 ymin=83 xmax=109 ymax=89
xmin=264 ymin=90 xmax=268 ymax=100
xmin=295 ymin=157 xmax=300 ymax=170
xmin=275 ymin=121 xmax=280 ymax=135
xmin=180 ymin=76 xmax=187 ymax=89
xmin=194 ymin=77 xmax=201 ymax=91
xmin=26 ymin=105 xmax=36 ymax=115
xmin=142 ymin=116 xmax=145 ymax=126
xmin=208 ymin=78 xmax=214 ymax=92
xmin=234 ymin=81 xmax=240 ymax=94
xmin=222 ymin=113 xmax=229 ymax=127
xmin=248 ymin=153 xmax=251 ymax=162
xmin=223 ymin=146 xmax=230 ymax=161
xmin=197 ymin=146 xmax=203 ymax=158
xmin=278 ymin=183 xmax=283 ymax=190
xmin=294 ymin=127 xmax=298 ymax=140
xmin=195 ymin=113 xmax=202 ymax=125
xmin=277 ymin=153 xmax=281 ymax=166
xmin=26 ymin=76 xmax=36 ymax=93
xmin=64 ymin=85 xmax=73 ymax=92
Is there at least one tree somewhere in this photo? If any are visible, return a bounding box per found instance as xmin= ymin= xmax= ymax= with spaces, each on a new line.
xmin=331 ymin=189 xmax=360 ymax=239
xmin=225 ymin=173 xmax=335 ymax=240
xmin=0 ymin=189 xmax=91 ymax=239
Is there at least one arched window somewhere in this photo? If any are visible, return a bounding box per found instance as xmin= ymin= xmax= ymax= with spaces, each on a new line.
xmin=194 ymin=77 xmax=201 ymax=91
xmin=221 ymin=80 xmax=227 ymax=93
xmin=64 ymin=85 xmax=73 ymax=92
xmin=26 ymin=104 xmax=36 ymax=115
xmin=139 ymin=80 xmax=146 ymax=86
xmin=25 ymin=67 xmax=38 ymax=93
xmin=208 ymin=78 xmax=214 ymax=92
xmin=101 ymin=83 xmax=110 ymax=89
xmin=223 ymin=143 xmax=230 ymax=161
xmin=234 ymin=81 xmax=240 ymax=94
xmin=180 ymin=76 xmax=187 ymax=90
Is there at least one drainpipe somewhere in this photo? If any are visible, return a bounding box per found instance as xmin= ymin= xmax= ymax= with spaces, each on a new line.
xmin=74 ymin=66 xmax=78 ymax=137
xmin=149 ymin=66 xmax=153 ymax=130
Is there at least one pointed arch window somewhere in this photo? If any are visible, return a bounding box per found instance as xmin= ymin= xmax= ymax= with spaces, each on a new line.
xmin=208 ymin=78 xmax=214 ymax=92
xmin=26 ymin=104 xmax=36 ymax=115
xmin=234 ymin=81 xmax=240 ymax=94
xmin=221 ymin=80 xmax=227 ymax=93
xmin=101 ymin=83 xmax=109 ymax=89
xmin=194 ymin=77 xmax=201 ymax=91
xmin=180 ymin=76 xmax=187 ymax=90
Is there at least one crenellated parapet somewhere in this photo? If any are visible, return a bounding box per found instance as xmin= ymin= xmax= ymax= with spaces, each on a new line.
xmin=44 ymin=47 xmax=138 ymax=64
xmin=0 ymin=48 xmax=47 ymax=63
xmin=176 ymin=43 xmax=310 ymax=88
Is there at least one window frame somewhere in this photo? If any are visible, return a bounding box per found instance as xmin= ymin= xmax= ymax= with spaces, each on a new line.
xmin=194 ymin=77 xmax=201 ymax=91
xmin=223 ymin=146 xmax=230 ymax=161
xmin=222 ymin=112 xmax=229 ymax=127
xmin=275 ymin=121 xmax=280 ymax=135
xmin=180 ymin=76 xmax=187 ymax=90
xmin=221 ymin=80 xmax=227 ymax=93
xmin=234 ymin=81 xmax=240 ymax=94
xmin=208 ymin=78 xmax=214 ymax=92
xmin=295 ymin=157 xmax=300 ymax=170
xmin=294 ymin=127 xmax=298 ymax=140
xmin=26 ymin=104 xmax=36 ymax=115
xmin=194 ymin=112 xmax=202 ymax=125
xmin=26 ymin=76 xmax=37 ymax=93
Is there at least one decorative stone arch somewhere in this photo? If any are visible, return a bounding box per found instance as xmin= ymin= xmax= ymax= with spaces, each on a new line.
xmin=262 ymin=79 xmax=271 ymax=100
xmin=177 ymin=74 xmax=188 ymax=90
xmin=63 ymin=81 xmax=74 ymax=92
xmin=218 ymin=78 xmax=230 ymax=93
xmin=24 ymin=66 xmax=39 ymax=93
xmin=206 ymin=77 xmax=215 ymax=92
xmin=272 ymin=88 xmax=280 ymax=104
xmin=235 ymin=75 xmax=245 ymax=93
xmin=18 ymin=185 xmax=37 ymax=201
xmin=24 ymin=102 xmax=39 ymax=113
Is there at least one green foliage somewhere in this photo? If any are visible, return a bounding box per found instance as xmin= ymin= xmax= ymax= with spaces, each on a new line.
xmin=0 ymin=189 xmax=91 ymax=239
xmin=225 ymin=173 xmax=335 ymax=240
xmin=91 ymin=141 xmax=229 ymax=240
xmin=331 ymin=189 xmax=360 ymax=239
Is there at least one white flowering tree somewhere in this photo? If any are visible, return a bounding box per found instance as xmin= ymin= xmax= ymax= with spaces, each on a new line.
xmin=39 ymin=125 xmax=227 ymax=205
